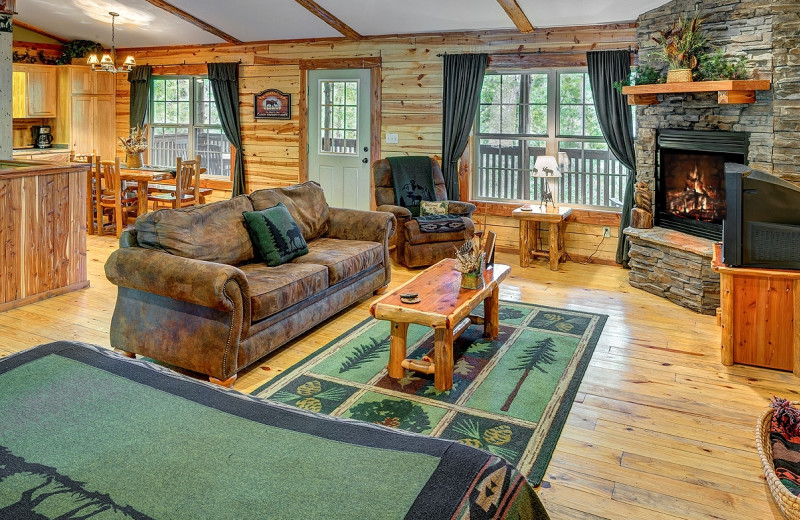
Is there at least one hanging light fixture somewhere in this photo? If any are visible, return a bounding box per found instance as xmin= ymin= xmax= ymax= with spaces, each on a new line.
xmin=87 ymin=12 xmax=136 ymax=73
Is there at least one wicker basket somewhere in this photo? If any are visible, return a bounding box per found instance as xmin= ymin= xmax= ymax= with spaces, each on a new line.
xmin=757 ymin=403 xmax=800 ymax=519
xmin=666 ymin=68 xmax=693 ymax=83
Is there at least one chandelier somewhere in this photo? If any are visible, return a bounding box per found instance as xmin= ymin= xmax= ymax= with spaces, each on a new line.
xmin=86 ymin=12 xmax=136 ymax=73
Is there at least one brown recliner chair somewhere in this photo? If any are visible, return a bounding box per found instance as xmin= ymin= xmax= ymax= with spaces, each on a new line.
xmin=374 ymin=157 xmax=476 ymax=268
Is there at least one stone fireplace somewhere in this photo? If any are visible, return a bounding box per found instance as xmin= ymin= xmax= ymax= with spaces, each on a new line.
xmin=624 ymin=0 xmax=800 ymax=314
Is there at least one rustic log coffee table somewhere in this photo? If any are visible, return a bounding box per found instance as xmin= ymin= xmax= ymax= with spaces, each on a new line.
xmin=370 ymin=258 xmax=511 ymax=391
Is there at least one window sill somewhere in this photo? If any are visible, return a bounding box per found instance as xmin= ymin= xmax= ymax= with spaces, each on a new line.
xmin=469 ymin=199 xmax=621 ymax=225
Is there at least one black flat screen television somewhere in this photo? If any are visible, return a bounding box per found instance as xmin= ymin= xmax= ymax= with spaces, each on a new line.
xmin=723 ymin=163 xmax=800 ymax=269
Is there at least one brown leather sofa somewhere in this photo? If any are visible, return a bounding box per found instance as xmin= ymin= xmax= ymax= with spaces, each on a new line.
xmin=373 ymin=158 xmax=476 ymax=268
xmin=104 ymin=181 xmax=395 ymax=386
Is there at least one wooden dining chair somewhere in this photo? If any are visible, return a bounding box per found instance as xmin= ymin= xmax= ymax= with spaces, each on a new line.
xmin=148 ymin=155 xmax=202 ymax=210
xmin=97 ymin=157 xmax=139 ymax=238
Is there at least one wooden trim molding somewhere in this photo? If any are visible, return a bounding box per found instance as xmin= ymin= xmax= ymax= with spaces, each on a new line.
xmin=298 ymin=57 xmax=382 ymax=206
xmin=294 ymin=0 xmax=363 ymax=41
xmin=12 ymin=20 xmax=69 ymax=43
xmin=496 ymin=0 xmax=534 ymax=33
xmin=141 ymin=0 xmax=242 ymax=44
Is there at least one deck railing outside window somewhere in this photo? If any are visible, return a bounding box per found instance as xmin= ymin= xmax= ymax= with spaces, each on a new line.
xmin=475 ymin=141 xmax=628 ymax=207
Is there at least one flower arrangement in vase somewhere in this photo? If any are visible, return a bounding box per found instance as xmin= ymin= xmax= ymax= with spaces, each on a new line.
xmin=119 ymin=125 xmax=148 ymax=168
xmin=651 ymin=8 xmax=708 ymax=83
xmin=454 ymin=238 xmax=485 ymax=290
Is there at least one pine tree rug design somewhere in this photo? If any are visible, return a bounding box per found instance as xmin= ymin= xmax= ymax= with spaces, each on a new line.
xmin=253 ymin=301 xmax=607 ymax=486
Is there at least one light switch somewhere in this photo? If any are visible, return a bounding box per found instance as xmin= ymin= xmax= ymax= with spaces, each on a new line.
xmin=385 ymin=133 xmax=399 ymax=144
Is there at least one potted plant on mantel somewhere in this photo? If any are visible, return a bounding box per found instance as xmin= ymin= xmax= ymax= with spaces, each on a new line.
xmin=652 ymin=8 xmax=708 ymax=83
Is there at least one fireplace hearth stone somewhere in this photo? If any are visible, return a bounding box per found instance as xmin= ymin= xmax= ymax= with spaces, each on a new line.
xmin=624 ymin=226 xmax=720 ymax=315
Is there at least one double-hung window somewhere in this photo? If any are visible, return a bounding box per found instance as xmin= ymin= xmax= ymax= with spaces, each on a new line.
xmin=149 ymin=76 xmax=232 ymax=180
xmin=474 ymin=69 xmax=630 ymax=209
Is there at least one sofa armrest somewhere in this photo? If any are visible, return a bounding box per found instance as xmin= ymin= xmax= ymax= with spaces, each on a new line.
xmin=447 ymin=201 xmax=477 ymax=217
xmin=376 ymin=204 xmax=412 ymax=220
xmin=326 ymin=208 xmax=395 ymax=289
xmin=105 ymin=247 xmax=250 ymax=316
xmin=327 ymin=207 xmax=396 ymax=242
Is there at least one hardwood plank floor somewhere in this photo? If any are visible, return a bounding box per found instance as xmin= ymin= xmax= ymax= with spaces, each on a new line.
xmin=0 ymin=234 xmax=786 ymax=519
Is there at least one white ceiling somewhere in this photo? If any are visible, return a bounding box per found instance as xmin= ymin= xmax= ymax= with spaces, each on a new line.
xmin=15 ymin=0 xmax=672 ymax=48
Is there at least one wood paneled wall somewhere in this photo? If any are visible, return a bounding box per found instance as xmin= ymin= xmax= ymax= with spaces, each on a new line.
xmin=112 ymin=24 xmax=637 ymax=263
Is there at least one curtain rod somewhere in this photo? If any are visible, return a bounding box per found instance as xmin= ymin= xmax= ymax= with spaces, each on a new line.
xmin=145 ymin=60 xmax=243 ymax=67
xmin=435 ymin=47 xmax=638 ymax=58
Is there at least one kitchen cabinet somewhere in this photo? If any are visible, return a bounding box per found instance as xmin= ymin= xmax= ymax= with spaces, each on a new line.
xmin=69 ymin=66 xmax=116 ymax=95
xmin=56 ymin=66 xmax=116 ymax=159
xmin=12 ymin=64 xmax=57 ymax=118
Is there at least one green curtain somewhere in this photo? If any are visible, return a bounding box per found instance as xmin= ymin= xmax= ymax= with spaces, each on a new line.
xmin=587 ymin=50 xmax=637 ymax=266
xmin=208 ymin=62 xmax=245 ymax=197
xmin=127 ymin=65 xmax=152 ymax=130
xmin=442 ymin=53 xmax=487 ymax=200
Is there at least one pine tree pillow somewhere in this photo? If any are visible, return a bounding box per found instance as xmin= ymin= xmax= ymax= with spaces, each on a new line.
xmin=242 ymin=203 xmax=309 ymax=266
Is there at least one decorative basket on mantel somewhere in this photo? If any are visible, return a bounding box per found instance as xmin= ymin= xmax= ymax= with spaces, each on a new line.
xmin=667 ymin=68 xmax=693 ymax=83
xmin=757 ymin=403 xmax=800 ymax=520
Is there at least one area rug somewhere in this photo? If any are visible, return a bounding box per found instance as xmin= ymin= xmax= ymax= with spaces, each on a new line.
xmin=253 ymin=301 xmax=608 ymax=486
xmin=0 ymin=342 xmax=549 ymax=519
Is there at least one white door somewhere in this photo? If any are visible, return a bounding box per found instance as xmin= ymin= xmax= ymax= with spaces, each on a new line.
xmin=308 ymin=69 xmax=371 ymax=210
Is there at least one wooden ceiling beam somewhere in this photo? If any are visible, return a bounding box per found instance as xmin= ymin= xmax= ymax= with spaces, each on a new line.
xmin=141 ymin=0 xmax=242 ymax=44
xmin=294 ymin=0 xmax=363 ymax=41
xmin=12 ymin=20 xmax=69 ymax=44
xmin=496 ymin=0 xmax=534 ymax=33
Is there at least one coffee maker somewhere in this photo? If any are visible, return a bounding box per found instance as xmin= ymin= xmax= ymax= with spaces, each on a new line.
xmin=31 ymin=125 xmax=54 ymax=149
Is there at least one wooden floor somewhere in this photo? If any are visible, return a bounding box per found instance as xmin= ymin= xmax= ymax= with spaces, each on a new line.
xmin=0 ymin=234 xmax=788 ymax=520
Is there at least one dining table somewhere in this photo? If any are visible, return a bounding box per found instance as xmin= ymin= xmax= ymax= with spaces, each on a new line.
xmin=120 ymin=165 xmax=175 ymax=217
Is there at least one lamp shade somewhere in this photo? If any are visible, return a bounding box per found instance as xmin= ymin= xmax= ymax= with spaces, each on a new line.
xmin=532 ymin=155 xmax=561 ymax=177
xmin=123 ymin=55 xmax=136 ymax=67
xmin=100 ymin=54 xmax=114 ymax=66
xmin=86 ymin=54 xmax=100 ymax=66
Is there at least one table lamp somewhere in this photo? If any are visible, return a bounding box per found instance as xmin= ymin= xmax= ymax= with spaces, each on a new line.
xmin=532 ymin=155 xmax=562 ymax=210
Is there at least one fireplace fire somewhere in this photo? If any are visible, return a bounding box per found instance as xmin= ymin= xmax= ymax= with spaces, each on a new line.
xmin=656 ymin=129 xmax=748 ymax=241
xmin=662 ymin=152 xmax=726 ymax=223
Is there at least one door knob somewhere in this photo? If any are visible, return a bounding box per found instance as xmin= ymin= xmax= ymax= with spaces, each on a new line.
xmin=362 ymin=158 xmax=368 ymax=163
xmin=363 ymin=146 xmax=369 ymax=152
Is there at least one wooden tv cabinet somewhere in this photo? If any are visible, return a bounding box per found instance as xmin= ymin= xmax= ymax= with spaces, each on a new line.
xmin=712 ymin=244 xmax=800 ymax=375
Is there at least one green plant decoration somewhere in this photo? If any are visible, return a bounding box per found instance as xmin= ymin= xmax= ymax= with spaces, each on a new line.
xmin=57 ymin=40 xmax=102 ymax=65
xmin=697 ymin=50 xmax=749 ymax=81
xmin=613 ymin=63 xmax=664 ymax=94
xmin=651 ymin=8 xmax=709 ymax=71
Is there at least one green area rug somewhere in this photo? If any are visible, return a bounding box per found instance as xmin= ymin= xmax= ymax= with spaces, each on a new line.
xmin=254 ymin=301 xmax=607 ymax=485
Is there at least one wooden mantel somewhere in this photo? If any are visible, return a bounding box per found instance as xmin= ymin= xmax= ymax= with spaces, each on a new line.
xmin=622 ymin=79 xmax=771 ymax=105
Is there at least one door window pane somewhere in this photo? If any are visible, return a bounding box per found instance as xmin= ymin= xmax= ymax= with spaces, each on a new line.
xmin=319 ymin=80 xmax=358 ymax=155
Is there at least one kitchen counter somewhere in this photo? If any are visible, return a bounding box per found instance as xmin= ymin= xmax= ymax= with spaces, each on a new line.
xmin=12 ymin=147 xmax=71 ymax=161
xmin=0 ymin=159 xmax=91 ymax=312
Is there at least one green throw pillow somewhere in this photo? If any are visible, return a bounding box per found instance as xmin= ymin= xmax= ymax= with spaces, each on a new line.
xmin=420 ymin=200 xmax=449 ymax=216
xmin=242 ymin=203 xmax=309 ymax=266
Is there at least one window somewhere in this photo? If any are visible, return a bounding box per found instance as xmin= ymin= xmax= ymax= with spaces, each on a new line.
xmin=475 ymin=70 xmax=630 ymax=209
xmin=149 ymin=76 xmax=231 ymax=180
xmin=319 ymin=80 xmax=359 ymax=154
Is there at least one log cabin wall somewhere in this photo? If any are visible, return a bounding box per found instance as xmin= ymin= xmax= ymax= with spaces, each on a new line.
xmin=113 ymin=24 xmax=637 ymax=264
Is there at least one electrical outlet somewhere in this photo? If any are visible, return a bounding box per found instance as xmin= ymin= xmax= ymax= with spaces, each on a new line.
xmin=602 ymin=226 xmax=611 ymax=238
xmin=385 ymin=133 xmax=399 ymax=144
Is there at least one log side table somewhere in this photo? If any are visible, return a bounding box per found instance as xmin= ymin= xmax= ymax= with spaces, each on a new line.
xmin=512 ymin=206 xmax=572 ymax=271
